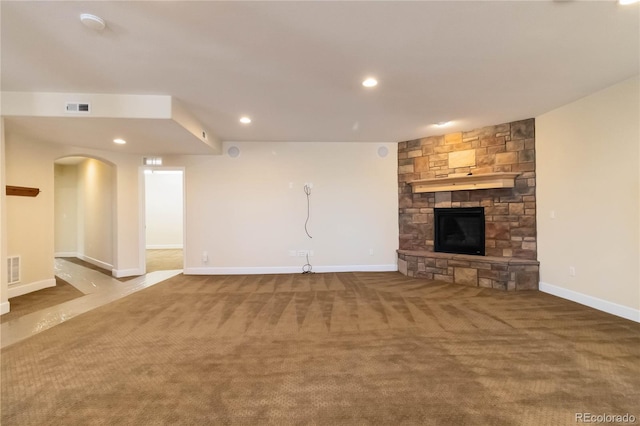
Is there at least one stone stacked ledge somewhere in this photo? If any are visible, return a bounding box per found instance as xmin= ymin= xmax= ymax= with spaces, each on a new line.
xmin=397 ymin=250 xmax=539 ymax=291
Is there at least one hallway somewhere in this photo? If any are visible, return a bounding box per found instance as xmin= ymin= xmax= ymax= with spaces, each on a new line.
xmin=1 ymin=258 xmax=182 ymax=348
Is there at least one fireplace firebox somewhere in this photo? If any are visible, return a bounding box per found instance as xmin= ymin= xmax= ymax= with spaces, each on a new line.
xmin=434 ymin=207 xmax=485 ymax=256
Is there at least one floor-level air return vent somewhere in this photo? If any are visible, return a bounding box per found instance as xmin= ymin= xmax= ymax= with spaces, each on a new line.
xmin=65 ymin=102 xmax=90 ymax=114
xmin=7 ymin=256 xmax=20 ymax=285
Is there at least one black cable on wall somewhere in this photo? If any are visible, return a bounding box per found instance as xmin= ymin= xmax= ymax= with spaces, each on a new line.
xmin=302 ymin=184 xmax=313 ymax=274
xmin=304 ymin=184 xmax=313 ymax=239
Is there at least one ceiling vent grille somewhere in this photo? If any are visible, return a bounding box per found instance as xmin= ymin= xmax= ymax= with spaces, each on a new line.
xmin=65 ymin=102 xmax=91 ymax=114
xmin=7 ymin=256 xmax=20 ymax=285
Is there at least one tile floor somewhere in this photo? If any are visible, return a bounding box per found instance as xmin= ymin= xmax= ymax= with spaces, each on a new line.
xmin=1 ymin=258 xmax=181 ymax=348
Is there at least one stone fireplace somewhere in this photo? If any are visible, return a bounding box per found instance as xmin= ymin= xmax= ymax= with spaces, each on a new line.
xmin=397 ymin=119 xmax=539 ymax=291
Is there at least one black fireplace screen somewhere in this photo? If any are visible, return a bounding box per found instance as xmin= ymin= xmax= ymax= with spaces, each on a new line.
xmin=434 ymin=207 xmax=485 ymax=256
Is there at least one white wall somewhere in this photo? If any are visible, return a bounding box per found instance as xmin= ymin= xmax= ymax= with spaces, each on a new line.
xmin=168 ymin=142 xmax=398 ymax=274
xmin=145 ymin=171 xmax=183 ymax=249
xmin=77 ymin=158 xmax=114 ymax=269
xmin=2 ymin=92 xmax=173 ymax=118
xmin=0 ymin=119 xmax=9 ymax=314
xmin=54 ymin=164 xmax=78 ymax=256
xmin=536 ymin=76 xmax=640 ymax=322
xmin=5 ymin=133 xmax=59 ymax=296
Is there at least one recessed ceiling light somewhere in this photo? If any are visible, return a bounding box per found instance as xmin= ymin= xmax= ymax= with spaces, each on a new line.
xmin=113 ymin=138 xmax=126 ymax=145
xmin=619 ymin=0 xmax=639 ymax=5
xmin=239 ymin=116 xmax=252 ymax=124
xmin=435 ymin=121 xmax=452 ymax=127
xmin=362 ymin=78 xmax=378 ymax=88
xmin=80 ymin=13 xmax=106 ymax=31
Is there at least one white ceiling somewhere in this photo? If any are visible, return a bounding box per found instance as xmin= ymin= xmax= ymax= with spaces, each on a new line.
xmin=2 ymin=1 xmax=639 ymax=150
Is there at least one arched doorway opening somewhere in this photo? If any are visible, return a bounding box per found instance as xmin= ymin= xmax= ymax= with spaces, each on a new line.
xmin=54 ymin=156 xmax=116 ymax=274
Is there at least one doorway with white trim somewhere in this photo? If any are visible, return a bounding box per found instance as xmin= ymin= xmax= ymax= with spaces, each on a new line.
xmin=143 ymin=168 xmax=185 ymax=273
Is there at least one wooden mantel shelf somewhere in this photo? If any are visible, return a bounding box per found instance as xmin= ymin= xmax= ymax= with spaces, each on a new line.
xmin=6 ymin=186 xmax=41 ymax=197
xmin=408 ymin=172 xmax=519 ymax=193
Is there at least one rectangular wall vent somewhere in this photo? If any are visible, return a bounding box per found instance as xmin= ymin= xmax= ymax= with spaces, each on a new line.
xmin=65 ymin=102 xmax=91 ymax=114
xmin=7 ymin=256 xmax=20 ymax=285
xmin=143 ymin=157 xmax=163 ymax=166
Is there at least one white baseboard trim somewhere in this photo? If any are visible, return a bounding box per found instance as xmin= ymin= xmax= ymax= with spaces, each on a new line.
xmin=8 ymin=278 xmax=56 ymax=298
xmin=184 ymin=264 xmax=398 ymax=276
xmin=185 ymin=266 xmax=302 ymax=275
xmin=313 ymin=264 xmax=398 ymax=273
xmin=539 ymin=281 xmax=640 ymax=323
xmin=55 ymin=251 xmax=78 ymax=258
xmin=77 ymin=254 xmax=113 ymax=271
xmin=0 ymin=301 xmax=10 ymax=315
xmin=112 ymin=268 xmax=144 ymax=278
xmin=146 ymin=245 xmax=183 ymax=250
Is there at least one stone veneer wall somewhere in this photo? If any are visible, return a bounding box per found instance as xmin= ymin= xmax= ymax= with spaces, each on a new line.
xmin=398 ymin=119 xmax=537 ymax=259
xmin=397 ymin=119 xmax=539 ymax=290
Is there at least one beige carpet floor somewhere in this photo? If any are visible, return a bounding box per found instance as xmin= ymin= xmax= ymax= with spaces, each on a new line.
xmin=1 ymin=277 xmax=84 ymax=324
xmin=2 ymin=272 xmax=639 ymax=425
xmin=146 ymin=249 xmax=183 ymax=273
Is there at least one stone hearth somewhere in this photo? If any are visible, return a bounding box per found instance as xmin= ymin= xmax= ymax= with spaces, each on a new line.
xmin=397 ymin=250 xmax=539 ymax=291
